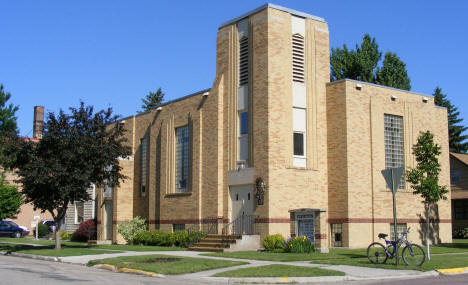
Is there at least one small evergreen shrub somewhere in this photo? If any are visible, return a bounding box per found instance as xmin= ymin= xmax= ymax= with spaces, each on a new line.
xmin=187 ymin=231 xmax=205 ymax=246
xmin=53 ymin=230 xmax=70 ymax=240
xmin=284 ymin=236 xmax=315 ymax=253
xmin=35 ymin=223 xmax=49 ymax=238
xmin=173 ymin=230 xmax=189 ymax=247
xmin=117 ymin=216 xmax=147 ymax=244
xmin=263 ymin=234 xmax=285 ymax=251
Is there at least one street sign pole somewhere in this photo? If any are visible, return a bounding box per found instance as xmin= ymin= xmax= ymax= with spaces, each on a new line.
xmin=391 ymin=169 xmax=399 ymax=266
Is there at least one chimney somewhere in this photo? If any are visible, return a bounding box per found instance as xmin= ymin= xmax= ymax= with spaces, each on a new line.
xmin=33 ymin=106 xmax=44 ymax=139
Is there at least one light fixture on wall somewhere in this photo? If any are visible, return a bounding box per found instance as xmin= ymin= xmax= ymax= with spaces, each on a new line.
xmin=422 ymin=97 xmax=428 ymax=103
xmin=202 ymin=91 xmax=210 ymax=97
xmin=356 ymin=83 xmax=362 ymax=90
xmin=156 ymin=106 xmax=163 ymax=111
xmin=391 ymin=95 xmax=397 ymax=101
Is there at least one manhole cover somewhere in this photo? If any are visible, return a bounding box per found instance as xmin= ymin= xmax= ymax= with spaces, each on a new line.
xmin=145 ymin=257 xmax=181 ymax=263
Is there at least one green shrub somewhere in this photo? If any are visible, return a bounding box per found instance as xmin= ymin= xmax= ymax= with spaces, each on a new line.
xmin=187 ymin=231 xmax=206 ymax=246
xmin=117 ymin=216 xmax=147 ymax=244
xmin=453 ymin=227 xmax=468 ymax=239
xmin=52 ymin=230 xmax=70 ymax=240
xmin=173 ymin=230 xmax=189 ymax=247
xmin=284 ymin=236 xmax=315 ymax=253
xmin=263 ymin=234 xmax=285 ymax=251
xmin=132 ymin=229 xmax=206 ymax=247
xmin=35 ymin=223 xmax=49 ymax=238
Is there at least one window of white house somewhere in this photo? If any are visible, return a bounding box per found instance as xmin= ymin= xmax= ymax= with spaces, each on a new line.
xmin=390 ymin=223 xmax=407 ymax=241
xmin=384 ymin=114 xmax=404 ymax=189
xmin=175 ymin=125 xmax=190 ymax=192
xmin=140 ymin=137 xmax=148 ymax=196
xmin=75 ymin=202 xmax=84 ymax=224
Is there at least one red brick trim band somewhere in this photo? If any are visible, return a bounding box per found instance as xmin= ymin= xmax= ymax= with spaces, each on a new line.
xmin=327 ymin=218 xmax=452 ymax=223
xmin=315 ymin=234 xmax=327 ymax=239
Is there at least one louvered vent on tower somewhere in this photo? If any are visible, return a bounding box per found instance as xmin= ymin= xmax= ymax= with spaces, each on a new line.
xmin=292 ymin=33 xmax=305 ymax=83
xmin=239 ymin=37 xmax=249 ymax=86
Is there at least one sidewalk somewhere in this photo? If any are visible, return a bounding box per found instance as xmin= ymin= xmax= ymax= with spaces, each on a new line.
xmin=60 ymin=250 xmax=438 ymax=282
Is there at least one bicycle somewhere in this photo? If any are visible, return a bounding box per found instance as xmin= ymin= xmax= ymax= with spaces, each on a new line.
xmin=367 ymin=227 xmax=425 ymax=266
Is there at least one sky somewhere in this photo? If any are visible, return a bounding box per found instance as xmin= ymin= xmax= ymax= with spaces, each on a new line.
xmin=1 ymin=0 xmax=467 ymax=137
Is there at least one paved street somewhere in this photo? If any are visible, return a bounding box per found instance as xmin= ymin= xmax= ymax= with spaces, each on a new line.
xmin=0 ymin=255 xmax=208 ymax=285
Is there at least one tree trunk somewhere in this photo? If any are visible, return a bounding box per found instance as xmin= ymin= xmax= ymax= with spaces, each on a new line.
xmin=55 ymin=230 xmax=61 ymax=250
xmin=426 ymin=204 xmax=431 ymax=260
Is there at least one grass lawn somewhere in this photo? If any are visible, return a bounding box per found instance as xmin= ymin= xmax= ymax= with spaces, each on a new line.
xmin=88 ymin=254 xmax=248 ymax=275
xmin=0 ymin=237 xmax=186 ymax=252
xmin=204 ymin=239 xmax=468 ymax=271
xmin=213 ymin=264 xmax=345 ymax=277
xmin=0 ymin=243 xmax=121 ymax=257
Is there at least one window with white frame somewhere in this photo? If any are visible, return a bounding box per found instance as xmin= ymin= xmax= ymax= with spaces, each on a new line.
xmin=140 ymin=137 xmax=148 ymax=196
xmin=175 ymin=125 xmax=190 ymax=192
xmin=75 ymin=202 xmax=84 ymax=224
xmin=293 ymin=107 xmax=306 ymax=167
xmin=384 ymin=114 xmax=404 ymax=189
xmin=390 ymin=223 xmax=407 ymax=241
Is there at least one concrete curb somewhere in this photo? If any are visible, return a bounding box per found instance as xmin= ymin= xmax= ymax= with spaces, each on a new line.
xmin=203 ymin=270 xmax=439 ymax=284
xmin=437 ymin=267 xmax=468 ymax=275
xmin=93 ymin=264 xmax=165 ymax=278
xmin=9 ymin=252 xmax=60 ymax=262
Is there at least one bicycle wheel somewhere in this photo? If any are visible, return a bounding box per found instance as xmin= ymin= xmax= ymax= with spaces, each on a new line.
xmin=402 ymin=244 xmax=425 ymax=266
xmin=367 ymin=242 xmax=388 ymax=264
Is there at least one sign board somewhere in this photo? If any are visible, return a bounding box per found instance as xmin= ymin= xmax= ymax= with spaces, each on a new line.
xmin=33 ymin=216 xmax=40 ymax=220
xmin=381 ymin=167 xmax=405 ymax=193
xmin=30 ymin=222 xmax=37 ymax=228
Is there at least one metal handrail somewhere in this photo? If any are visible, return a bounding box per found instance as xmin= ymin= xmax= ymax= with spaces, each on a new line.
xmin=221 ymin=215 xmax=258 ymax=246
xmin=186 ymin=216 xmax=223 ymax=234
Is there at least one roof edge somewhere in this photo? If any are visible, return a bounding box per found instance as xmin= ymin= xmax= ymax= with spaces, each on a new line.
xmin=219 ymin=3 xmax=325 ymax=29
xmin=450 ymin=152 xmax=468 ymax=166
xmin=326 ymin=79 xmax=434 ymax=98
xmin=119 ymin=88 xmax=211 ymax=121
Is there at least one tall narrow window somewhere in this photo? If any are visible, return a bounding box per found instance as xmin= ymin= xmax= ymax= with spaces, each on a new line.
xmin=293 ymin=132 xmax=304 ymax=156
xmin=140 ymin=137 xmax=148 ymax=195
xmin=175 ymin=125 xmax=190 ymax=192
xmin=384 ymin=114 xmax=404 ymax=189
xmin=238 ymin=111 xmax=248 ymax=163
xmin=75 ymin=202 xmax=84 ymax=224
xmin=292 ymin=33 xmax=305 ymax=83
xmin=239 ymin=36 xmax=249 ymax=86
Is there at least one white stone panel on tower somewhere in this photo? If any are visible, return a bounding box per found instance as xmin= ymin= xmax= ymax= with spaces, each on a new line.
xmin=291 ymin=16 xmax=305 ymax=37
xmin=293 ymin=108 xmax=306 ymax=132
xmin=238 ymin=18 xmax=249 ymax=38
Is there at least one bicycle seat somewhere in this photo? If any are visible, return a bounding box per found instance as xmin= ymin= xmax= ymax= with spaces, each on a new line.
xmin=378 ymin=233 xmax=388 ymax=239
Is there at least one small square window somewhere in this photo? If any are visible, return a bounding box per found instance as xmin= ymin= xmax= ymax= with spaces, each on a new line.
xmin=451 ymin=170 xmax=461 ymax=184
xmin=294 ymin=132 xmax=304 ymax=156
xmin=240 ymin=112 xmax=248 ymax=135
xmin=173 ymin=224 xmax=185 ymax=232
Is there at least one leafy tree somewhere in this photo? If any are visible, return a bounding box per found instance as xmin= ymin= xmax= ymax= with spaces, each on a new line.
xmin=11 ymin=102 xmax=131 ymax=249
xmin=375 ymin=52 xmax=411 ymax=90
xmin=433 ymin=87 xmax=468 ymax=153
xmin=0 ymin=173 xmax=22 ymax=220
xmin=406 ymin=131 xmax=448 ymax=260
xmin=0 ymin=84 xmax=19 ymax=137
xmin=138 ymin=88 xmax=165 ymax=114
xmin=0 ymin=84 xmax=19 ymax=167
xmin=330 ymin=34 xmax=411 ymax=90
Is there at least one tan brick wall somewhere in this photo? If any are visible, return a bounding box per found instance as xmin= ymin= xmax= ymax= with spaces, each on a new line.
xmin=327 ymin=80 xmax=452 ymax=246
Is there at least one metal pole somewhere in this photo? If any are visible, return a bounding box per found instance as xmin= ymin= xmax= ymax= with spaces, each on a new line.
xmin=391 ymin=169 xmax=399 ymax=266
